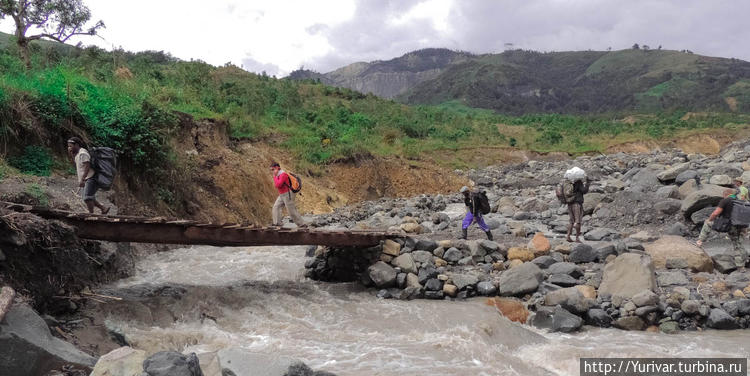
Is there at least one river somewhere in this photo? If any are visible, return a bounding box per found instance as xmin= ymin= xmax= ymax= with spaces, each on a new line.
xmin=103 ymin=245 xmax=749 ymax=376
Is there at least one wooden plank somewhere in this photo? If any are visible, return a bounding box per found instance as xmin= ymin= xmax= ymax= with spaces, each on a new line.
xmin=0 ymin=286 xmax=16 ymax=323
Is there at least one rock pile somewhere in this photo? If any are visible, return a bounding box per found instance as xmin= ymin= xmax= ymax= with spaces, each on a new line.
xmin=306 ymin=139 xmax=750 ymax=333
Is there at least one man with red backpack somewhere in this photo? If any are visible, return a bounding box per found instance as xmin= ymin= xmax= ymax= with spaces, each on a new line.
xmin=460 ymin=186 xmax=493 ymax=240
xmin=270 ymin=162 xmax=307 ymax=227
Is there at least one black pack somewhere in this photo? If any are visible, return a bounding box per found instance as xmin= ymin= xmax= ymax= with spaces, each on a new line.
xmin=473 ymin=191 xmax=491 ymax=215
xmin=731 ymin=200 xmax=750 ymax=226
xmin=90 ymin=147 xmax=118 ymax=191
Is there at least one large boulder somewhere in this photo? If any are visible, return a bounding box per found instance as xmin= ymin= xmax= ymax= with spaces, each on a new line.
xmin=142 ymin=351 xmax=203 ymax=376
xmin=569 ymin=243 xmax=597 ymax=263
xmin=544 ymin=287 xmax=592 ymax=313
xmin=681 ymin=184 xmax=727 ymax=218
xmin=657 ymin=163 xmax=690 ymax=182
xmin=367 ymin=261 xmax=397 ymax=288
xmin=630 ymin=168 xmax=660 ymax=192
xmin=528 ymin=232 xmax=551 ymax=256
xmin=678 ymin=179 xmax=699 ymax=199
xmin=0 ymin=303 xmax=97 ymax=375
xmin=583 ymin=193 xmax=605 ymax=215
xmin=452 ymin=274 xmax=480 ymax=290
xmin=497 ymin=262 xmax=544 ymax=296
xmin=613 ymin=316 xmax=646 ymax=331
xmin=644 ymin=236 xmax=713 ymax=272
xmin=547 ymin=262 xmax=582 ymax=278
xmin=530 ymin=306 xmax=583 ymax=333
xmin=675 ymin=170 xmax=698 ymax=185
xmin=706 ymin=308 xmax=740 ymax=329
xmin=598 ymin=253 xmax=656 ymax=299
xmin=391 ymin=254 xmax=417 ymax=274
xmin=91 ymin=347 xmax=147 ymax=376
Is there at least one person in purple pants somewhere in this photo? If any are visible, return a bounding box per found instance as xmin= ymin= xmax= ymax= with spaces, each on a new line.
xmin=460 ymin=186 xmax=493 ymax=240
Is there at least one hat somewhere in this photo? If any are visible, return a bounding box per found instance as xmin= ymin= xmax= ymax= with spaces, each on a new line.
xmin=460 ymin=186 xmax=469 ymax=193
xmin=734 ymin=176 xmax=744 ymax=183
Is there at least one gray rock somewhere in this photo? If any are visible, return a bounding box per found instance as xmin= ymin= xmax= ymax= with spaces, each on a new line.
xmin=613 ymin=316 xmax=646 ymax=331
xmin=396 ymin=273 xmax=407 ymax=288
xmin=551 ymin=306 xmax=584 ymax=333
xmin=659 ymin=321 xmax=680 ymax=334
xmin=681 ymin=300 xmax=701 ymax=315
xmin=544 ymin=287 xmax=591 ymax=313
xmin=547 ymin=262 xmax=582 ymax=278
xmin=424 ymin=290 xmax=445 ymax=299
xmin=583 ymin=193 xmax=606 ymax=215
xmin=712 ymin=254 xmax=739 ymax=274
xmin=391 ymin=254 xmax=417 ymax=274
xmin=0 ymin=304 xmax=97 ymax=375
xmin=709 ymin=174 xmax=733 ymax=186
xmin=655 ymin=199 xmax=682 ymax=215
xmin=218 ymin=348 xmax=299 ymax=376
xmin=655 ymin=185 xmax=680 ymax=199
xmin=584 ymin=228 xmax=615 ymax=241
xmin=476 ymin=281 xmax=498 ymax=296
xmin=706 ymin=308 xmax=740 ymax=329
xmin=675 ymin=170 xmax=698 ymax=185
xmin=665 ymin=258 xmax=689 ymax=269
xmin=595 ymin=244 xmax=617 ymax=262
xmin=142 ymin=351 xmax=203 ymax=376
xmin=631 ymin=290 xmax=659 ymax=307
xmin=657 ymin=163 xmax=690 ymax=182
xmin=531 ymin=256 xmax=556 ymax=269
xmin=497 ymin=262 xmax=544 ymax=296
xmin=690 ymin=206 xmax=716 ymax=225
xmin=411 ymin=250 xmax=433 ymax=264
xmin=634 ymin=305 xmax=657 ymax=317
xmin=569 ymin=243 xmax=597 ymax=263
xmin=452 ymin=274 xmax=479 ymax=290
xmin=681 ymin=184 xmax=726 ymax=218
xmin=443 ymin=247 xmax=462 ymax=263
xmin=415 ymin=239 xmax=438 ymax=252
xmin=657 ymin=271 xmax=689 ymax=286
xmin=479 ymin=240 xmax=502 ymax=254
xmin=585 ymin=309 xmax=612 ymax=327
xmin=547 ymin=274 xmax=578 ymax=287
xmin=665 ymin=223 xmax=689 ymax=236
xmin=367 ymin=261 xmax=397 ymax=288
xmin=417 ymin=265 xmax=438 ymax=285
xmin=630 ymin=168 xmax=660 ymax=192
xmin=599 ymin=253 xmax=656 ymax=299
xmin=425 ymin=278 xmax=443 ymax=291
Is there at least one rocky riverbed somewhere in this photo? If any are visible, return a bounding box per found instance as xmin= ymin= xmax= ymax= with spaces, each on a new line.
xmin=306 ymin=139 xmax=750 ymax=335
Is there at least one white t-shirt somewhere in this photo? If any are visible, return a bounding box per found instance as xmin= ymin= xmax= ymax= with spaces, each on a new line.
xmin=75 ymin=148 xmax=95 ymax=181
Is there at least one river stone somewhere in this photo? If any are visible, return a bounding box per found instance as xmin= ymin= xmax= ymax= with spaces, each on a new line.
xmin=507 ymin=247 xmax=535 ymax=262
xmin=547 ymin=262 xmax=582 ymax=278
xmin=415 ymin=239 xmax=438 ymax=252
xmin=528 ymin=232 xmax=551 ymax=256
xmin=477 ymin=281 xmax=498 ymax=296
xmin=479 ymin=240 xmax=502 ymax=253
xmin=681 ymin=300 xmax=701 ymax=315
xmin=655 ymin=199 xmax=682 ymax=215
xmin=585 ymin=309 xmax=612 ymax=327
xmin=599 ymin=254 xmax=656 ymax=299
xmin=392 ymin=254 xmax=418 ymax=274
xmin=406 ymin=273 xmax=422 ymax=289
xmin=630 ymin=168 xmax=660 ymax=192
xmin=595 ymin=243 xmax=617 ymax=262
xmin=382 ymin=240 xmax=401 ymax=257
xmin=367 ymin=261 xmax=397 ymax=288
xmin=644 ymin=236 xmax=713 ymax=272
xmin=675 ymin=170 xmax=698 ymax=185
xmin=91 ymin=347 xmax=147 ymax=376
xmin=424 ymin=290 xmax=445 ymax=299
xmin=443 ymin=247 xmax=462 ymax=263
xmin=709 ymin=174 xmax=733 ymax=186
xmin=569 ymin=243 xmax=597 ymax=263
xmin=0 ymin=303 xmax=97 ymax=375
xmin=547 ymin=274 xmax=578 ymax=287
xmin=659 ymin=320 xmax=680 ymax=334
xmin=443 ymin=284 xmax=458 ymax=297
xmin=634 ymin=306 xmax=657 ymax=317
xmin=712 ymin=254 xmax=739 ymax=274
xmin=657 ymin=163 xmax=690 ymax=182
xmin=706 ymin=308 xmax=740 ymax=329
xmin=690 ymin=206 xmax=716 ymax=225
xmin=631 ymin=290 xmax=659 ymax=307
xmin=218 ymin=349 xmax=299 ymax=376
xmin=396 ymin=273 xmax=407 ymax=288
xmin=665 ymin=257 xmax=689 ymax=269
xmin=411 ymin=250 xmax=433 ymax=264
xmin=655 ymin=185 xmax=680 ymax=199
xmin=613 ymin=316 xmax=646 ymax=331
xmin=583 ymin=193 xmax=605 ymax=215
xmin=497 ymin=262 xmax=544 ymax=296
xmin=657 ymin=271 xmax=689 ymax=286
xmin=584 ymin=228 xmax=615 ymax=242
xmin=544 ymin=287 xmax=591 ymax=313
xmin=425 ymin=278 xmax=443 ymax=291
xmin=681 ymin=184 xmax=726 ymax=218
xmin=452 ymin=274 xmax=479 ymax=290
xmin=531 ymin=255 xmax=556 ymax=269
xmin=142 ymin=351 xmax=203 ymax=376
xmin=417 ymin=265 xmax=438 ymax=285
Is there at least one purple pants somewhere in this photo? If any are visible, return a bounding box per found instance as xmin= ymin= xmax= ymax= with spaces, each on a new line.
xmin=462 ymin=212 xmax=489 ymax=232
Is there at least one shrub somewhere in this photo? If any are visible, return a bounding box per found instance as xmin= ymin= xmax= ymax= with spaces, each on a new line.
xmin=10 ymin=146 xmax=53 ymax=176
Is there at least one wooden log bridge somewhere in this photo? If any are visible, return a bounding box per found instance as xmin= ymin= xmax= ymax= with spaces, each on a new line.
xmin=2 ymin=202 xmax=398 ymax=247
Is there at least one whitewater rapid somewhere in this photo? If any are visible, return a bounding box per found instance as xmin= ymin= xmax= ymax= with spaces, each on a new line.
xmin=103 ymin=245 xmax=749 ymax=376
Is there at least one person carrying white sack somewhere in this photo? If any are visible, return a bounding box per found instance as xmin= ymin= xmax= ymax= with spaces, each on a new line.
xmin=557 ymin=167 xmax=590 ymax=243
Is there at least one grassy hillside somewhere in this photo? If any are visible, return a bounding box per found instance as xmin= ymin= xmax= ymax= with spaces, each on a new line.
xmin=1 ymin=31 xmax=750 ymax=179
xmin=402 ymin=49 xmax=750 ymax=114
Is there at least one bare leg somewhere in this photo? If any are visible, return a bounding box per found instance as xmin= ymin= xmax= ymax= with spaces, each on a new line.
xmin=84 ymin=200 xmax=95 ymax=214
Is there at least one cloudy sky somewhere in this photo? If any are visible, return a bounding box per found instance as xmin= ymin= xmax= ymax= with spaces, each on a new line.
xmin=2 ymin=0 xmax=748 ymax=76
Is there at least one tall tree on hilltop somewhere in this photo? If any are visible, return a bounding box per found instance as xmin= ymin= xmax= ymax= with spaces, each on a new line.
xmin=0 ymin=0 xmax=104 ymax=69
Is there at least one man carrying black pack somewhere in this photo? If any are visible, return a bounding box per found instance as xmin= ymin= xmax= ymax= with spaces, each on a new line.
xmin=67 ymin=137 xmax=110 ymax=214
xmin=460 ymin=186 xmax=493 ymax=240
xmin=697 ymin=189 xmax=748 ymax=266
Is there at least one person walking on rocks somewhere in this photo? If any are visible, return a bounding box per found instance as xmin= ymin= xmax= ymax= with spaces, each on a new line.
xmin=697 ymin=189 xmax=748 ymax=266
xmin=559 ymin=168 xmax=589 ymax=243
xmin=734 ymin=177 xmax=748 ymax=201
xmin=270 ymin=162 xmax=307 ymax=228
xmin=67 ymin=137 xmax=110 ymax=214
xmin=460 ymin=186 xmax=493 ymax=240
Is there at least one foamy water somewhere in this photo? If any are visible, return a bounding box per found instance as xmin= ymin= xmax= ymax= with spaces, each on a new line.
xmin=104 ymin=246 xmax=749 ymax=376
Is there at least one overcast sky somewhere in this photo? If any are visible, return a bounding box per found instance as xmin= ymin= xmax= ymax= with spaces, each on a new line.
xmin=2 ymin=0 xmax=748 ymax=76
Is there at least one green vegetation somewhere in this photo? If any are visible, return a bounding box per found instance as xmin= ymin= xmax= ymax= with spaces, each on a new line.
xmin=25 ymin=183 xmax=49 ymax=206
xmin=9 ymin=145 xmax=53 ymax=176
xmin=1 ymin=32 xmax=750 ymax=174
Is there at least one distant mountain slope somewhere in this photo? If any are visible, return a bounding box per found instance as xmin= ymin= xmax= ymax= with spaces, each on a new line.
xmin=288 ymin=48 xmax=474 ymax=99
xmin=293 ymin=47 xmax=750 ymax=114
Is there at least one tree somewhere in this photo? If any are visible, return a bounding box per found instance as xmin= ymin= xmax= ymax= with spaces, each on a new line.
xmin=632 ymin=43 xmax=640 ymax=50
xmin=643 ymin=45 xmax=650 ymax=51
xmin=0 ymin=0 xmax=104 ymax=69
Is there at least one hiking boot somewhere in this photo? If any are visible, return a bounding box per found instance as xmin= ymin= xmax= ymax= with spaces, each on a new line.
xmin=460 ymin=228 xmax=468 ymax=240
xmin=485 ymin=230 xmax=493 ymax=241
